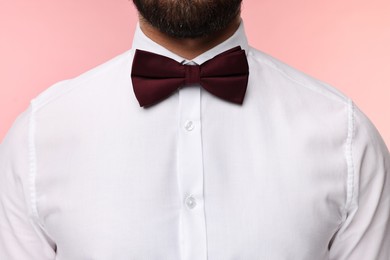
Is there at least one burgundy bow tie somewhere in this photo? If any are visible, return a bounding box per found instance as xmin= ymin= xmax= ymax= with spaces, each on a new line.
xmin=131 ymin=46 xmax=249 ymax=108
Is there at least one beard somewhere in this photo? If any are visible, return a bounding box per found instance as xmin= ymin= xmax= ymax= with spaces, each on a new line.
xmin=132 ymin=0 xmax=242 ymax=39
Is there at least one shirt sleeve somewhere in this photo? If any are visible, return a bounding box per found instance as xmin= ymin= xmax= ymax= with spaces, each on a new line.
xmin=329 ymin=100 xmax=390 ymax=259
xmin=0 ymin=103 xmax=56 ymax=259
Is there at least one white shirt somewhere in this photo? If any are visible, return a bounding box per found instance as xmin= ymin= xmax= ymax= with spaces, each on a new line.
xmin=1 ymin=20 xmax=389 ymax=260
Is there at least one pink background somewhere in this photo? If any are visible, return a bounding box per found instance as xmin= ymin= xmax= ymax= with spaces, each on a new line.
xmin=1 ymin=0 xmax=389 ymax=146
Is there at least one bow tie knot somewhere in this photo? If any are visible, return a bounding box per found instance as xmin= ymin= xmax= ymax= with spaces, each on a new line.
xmin=131 ymin=46 xmax=249 ymax=108
xmin=185 ymin=65 xmax=201 ymax=86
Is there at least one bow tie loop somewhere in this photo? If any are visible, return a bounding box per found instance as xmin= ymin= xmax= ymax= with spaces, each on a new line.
xmin=185 ymin=65 xmax=201 ymax=85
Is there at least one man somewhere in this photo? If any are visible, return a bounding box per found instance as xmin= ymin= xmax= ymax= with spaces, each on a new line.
xmin=0 ymin=0 xmax=389 ymax=259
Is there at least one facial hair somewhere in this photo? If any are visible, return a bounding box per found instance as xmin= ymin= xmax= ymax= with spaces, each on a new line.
xmin=132 ymin=0 xmax=242 ymax=39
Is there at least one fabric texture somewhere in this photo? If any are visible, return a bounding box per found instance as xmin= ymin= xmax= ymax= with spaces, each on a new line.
xmin=1 ymin=20 xmax=389 ymax=260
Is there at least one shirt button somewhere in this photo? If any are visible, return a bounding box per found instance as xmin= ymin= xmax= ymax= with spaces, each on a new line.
xmin=184 ymin=120 xmax=195 ymax=131
xmin=185 ymin=195 xmax=197 ymax=209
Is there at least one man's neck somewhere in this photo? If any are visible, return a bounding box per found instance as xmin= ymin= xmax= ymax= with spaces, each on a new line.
xmin=138 ymin=15 xmax=242 ymax=60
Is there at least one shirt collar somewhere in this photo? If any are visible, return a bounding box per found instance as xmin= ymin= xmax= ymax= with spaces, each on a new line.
xmin=131 ymin=19 xmax=250 ymax=65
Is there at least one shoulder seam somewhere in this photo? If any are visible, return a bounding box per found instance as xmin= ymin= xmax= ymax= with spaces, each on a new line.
xmin=32 ymin=74 xmax=94 ymax=113
xmin=28 ymin=100 xmax=41 ymax=223
xmin=32 ymin=49 xmax=134 ymax=112
xmin=344 ymin=98 xmax=355 ymax=218
xmin=247 ymin=48 xmax=348 ymax=105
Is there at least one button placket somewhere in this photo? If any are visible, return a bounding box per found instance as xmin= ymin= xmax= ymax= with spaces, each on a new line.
xmin=177 ymin=83 xmax=208 ymax=260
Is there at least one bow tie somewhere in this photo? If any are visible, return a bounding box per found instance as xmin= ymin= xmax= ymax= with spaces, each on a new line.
xmin=131 ymin=46 xmax=249 ymax=108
